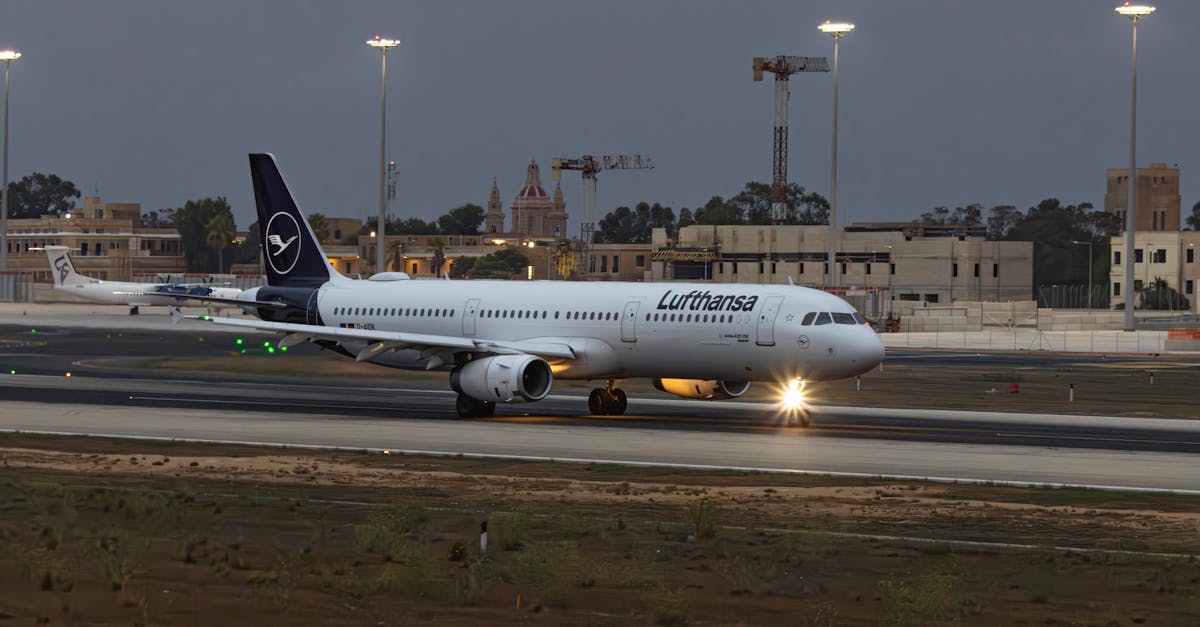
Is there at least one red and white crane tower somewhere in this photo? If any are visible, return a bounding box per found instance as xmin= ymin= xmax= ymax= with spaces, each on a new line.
xmin=552 ymin=155 xmax=654 ymax=274
xmin=752 ymin=55 xmax=829 ymax=223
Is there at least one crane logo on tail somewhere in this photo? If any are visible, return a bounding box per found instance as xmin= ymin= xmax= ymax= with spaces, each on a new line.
xmin=264 ymin=211 xmax=302 ymax=275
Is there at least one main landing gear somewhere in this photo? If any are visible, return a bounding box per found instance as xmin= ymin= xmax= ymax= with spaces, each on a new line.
xmin=588 ymin=379 xmax=628 ymax=416
xmin=455 ymin=393 xmax=496 ymax=418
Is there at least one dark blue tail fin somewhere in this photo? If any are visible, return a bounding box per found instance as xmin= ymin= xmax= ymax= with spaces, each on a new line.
xmin=249 ymin=153 xmax=340 ymax=287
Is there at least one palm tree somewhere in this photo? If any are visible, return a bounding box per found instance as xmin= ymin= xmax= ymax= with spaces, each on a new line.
xmin=427 ymin=236 xmax=448 ymax=277
xmin=307 ymin=213 xmax=329 ymax=244
xmin=552 ymin=239 xmax=577 ymax=280
xmin=388 ymin=240 xmax=406 ymax=273
xmin=205 ymin=209 xmax=236 ymax=273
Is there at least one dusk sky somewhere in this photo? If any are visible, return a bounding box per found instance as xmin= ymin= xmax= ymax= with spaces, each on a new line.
xmin=4 ymin=0 xmax=1199 ymax=232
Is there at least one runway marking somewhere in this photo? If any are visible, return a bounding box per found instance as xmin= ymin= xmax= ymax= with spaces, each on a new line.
xmin=128 ymin=395 xmax=456 ymax=415
xmin=2 ymin=427 xmax=1198 ymax=496
xmin=885 ymin=353 xmax=983 ymax=360
xmin=996 ymin=432 xmax=1198 ymax=446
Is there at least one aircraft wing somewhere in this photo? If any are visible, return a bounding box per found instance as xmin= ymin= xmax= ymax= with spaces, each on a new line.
xmin=175 ymin=313 xmax=577 ymax=362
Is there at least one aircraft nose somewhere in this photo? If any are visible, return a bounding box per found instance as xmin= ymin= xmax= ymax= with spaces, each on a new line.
xmin=847 ymin=327 xmax=885 ymax=375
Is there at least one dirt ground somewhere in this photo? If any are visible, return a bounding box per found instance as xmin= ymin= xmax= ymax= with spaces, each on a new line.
xmin=0 ymin=435 xmax=1198 ymax=625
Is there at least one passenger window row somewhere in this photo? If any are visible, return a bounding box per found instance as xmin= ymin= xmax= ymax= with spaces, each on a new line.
xmin=800 ymin=311 xmax=867 ymax=326
xmin=334 ymin=306 xmax=455 ymax=318
xmin=643 ymin=312 xmax=738 ymax=324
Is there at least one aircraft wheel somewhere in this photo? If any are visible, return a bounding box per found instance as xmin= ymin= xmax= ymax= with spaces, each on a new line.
xmin=798 ymin=408 xmax=813 ymax=428
xmin=456 ymin=394 xmax=496 ymax=418
xmin=588 ymin=388 xmax=607 ymax=415
xmin=610 ymin=388 xmax=628 ymax=415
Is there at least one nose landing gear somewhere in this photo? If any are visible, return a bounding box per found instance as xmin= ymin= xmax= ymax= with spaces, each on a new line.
xmin=588 ymin=379 xmax=627 ymax=416
xmin=782 ymin=378 xmax=812 ymax=428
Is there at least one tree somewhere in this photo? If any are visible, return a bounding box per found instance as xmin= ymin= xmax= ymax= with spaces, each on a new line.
xmin=693 ymin=196 xmax=742 ymax=225
xmin=728 ymin=181 xmax=828 ymax=225
xmin=921 ymin=203 xmax=983 ymax=226
xmin=677 ymin=207 xmax=695 ymax=230
xmin=595 ymin=205 xmax=644 ymax=243
xmin=551 ymin=239 xmax=578 ymax=279
xmin=6 ymin=173 xmax=81 ymax=219
xmin=452 ymin=247 xmax=528 ymax=279
xmin=437 ymin=204 xmax=485 ymax=235
xmin=175 ymin=197 xmax=233 ymax=273
xmin=1005 ymin=199 xmax=1100 ymax=287
xmin=1186 ymin=201 xmax=1200 ymax=231
xmin=1139 ymin=278 xmax=1190 ymax=311
xmin=205 ymin=207 xmax=236 ymax=273
xmin=427 ymin=236 xmax=448 ymax=277
xmin=307 ymin=213 xmax=329 ymax=244
xmin=985 ymin=205 xmax=1023 ymax=240
xmin=235 ymin=220 xmax=261 ymax=266
xmin=392 ymin=217 xmax=440 ymax=235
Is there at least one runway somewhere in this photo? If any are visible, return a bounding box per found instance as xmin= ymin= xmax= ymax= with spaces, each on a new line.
xmin=2 ymin=324 xmax=1200 ymax=492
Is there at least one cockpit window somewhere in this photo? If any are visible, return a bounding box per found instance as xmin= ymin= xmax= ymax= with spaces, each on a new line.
xmin=801 ymin=312 xmax=817 ymax=325
xmin=852 ymin=312 xmax=867 ymax=325
xmin=814 ymin=312 xmax=832 ymax=325
xmin=832 ymin=312 xmax=856 ymax=325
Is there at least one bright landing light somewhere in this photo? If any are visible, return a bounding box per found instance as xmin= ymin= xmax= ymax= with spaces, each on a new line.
xmin=781 ymin=379 xmax=805 ymax=410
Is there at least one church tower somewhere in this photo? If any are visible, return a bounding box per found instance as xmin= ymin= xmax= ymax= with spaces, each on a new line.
xmin=548 ymin=181 xmax=568 ymax=239
xmin=483 ymin=179 xmax=505 ymax=234
xmin=510 ymin=160 xmax=554 ymax=236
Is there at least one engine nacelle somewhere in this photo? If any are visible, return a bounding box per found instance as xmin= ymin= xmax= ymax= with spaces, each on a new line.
xmin=450 ymin=355 xmax=553 ymax=403
xmin=653 ymin=379 xmax=751 ymax=400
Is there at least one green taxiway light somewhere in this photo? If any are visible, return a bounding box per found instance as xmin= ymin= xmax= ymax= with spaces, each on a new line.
xmin=235 ymin=338 xmax=244 ymax=345
xmin=267 ymin=347 xmax=276 ymax=354
xmin=262 ymin=341 xmax=270 ymax=348
xmin=30 ymin=329 xmax=36 ymax=333
xmin=280 ymin=345 xmax=288 ymax=352
xmin=8 ymin=370 xmax=14 ymax=375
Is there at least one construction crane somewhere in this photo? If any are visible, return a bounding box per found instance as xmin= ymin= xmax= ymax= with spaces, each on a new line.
xmin=551 ymin=155 xmax=654 ymax=275
xmin=753 ymin=55 xmax=829 ymax=223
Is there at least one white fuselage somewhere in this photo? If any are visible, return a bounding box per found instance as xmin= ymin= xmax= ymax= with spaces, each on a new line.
xmin=259 ymin=278 xmax=885 ymax=383
xmin=56 ymin=280 xmax=242 ymax=307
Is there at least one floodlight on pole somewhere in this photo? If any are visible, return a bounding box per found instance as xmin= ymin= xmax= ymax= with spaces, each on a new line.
xmin=0 ymin=50 xmax=19 ymax=273
xmin=819 ymin=20 xmax=853 ymax=290
xmin=1115 ymin=3 xmax=1152 ymax=330
xmin=366 ymin=36 xmax=400 ymax=275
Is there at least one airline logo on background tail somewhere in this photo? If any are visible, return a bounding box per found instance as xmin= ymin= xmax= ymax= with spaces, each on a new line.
xmin=53 ymin=253 xmax=75 ymax=285
xmin=264 ymin=211 xmax=302 ymax=275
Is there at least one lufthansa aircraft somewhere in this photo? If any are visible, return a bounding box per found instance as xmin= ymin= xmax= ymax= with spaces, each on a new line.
xmin=187 ymin=154 xmax=884 ymax=425
xmin=42 ymin=245 xmax=246 ymax=314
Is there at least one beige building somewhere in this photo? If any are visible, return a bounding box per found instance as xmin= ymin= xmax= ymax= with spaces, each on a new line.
xmin=4 ymin=196 xmax=184 ymax=282
xmin=586 ymin=243 xmax=653 ymax=282
xmin=1105 ymin=162 xmax=1181 ymax=232
xmin=652 ymin=223 xmax=1033 ymax=315
xmin=1109 ymin=231 xmax=1199 ymax=312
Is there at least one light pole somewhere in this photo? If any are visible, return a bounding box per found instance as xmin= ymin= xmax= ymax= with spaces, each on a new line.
xmin=0 ymin=50 xmax=20 ymax=272
xmin=367 ymin=36 xmax=400 ymax=275
xmin=819 ymin=20 xmax=853 ymax=290
xmin=1072 ymin=240 xmax=1094 ymax=309
xmin=1116 ymin=3 xmax=1154 ymax=329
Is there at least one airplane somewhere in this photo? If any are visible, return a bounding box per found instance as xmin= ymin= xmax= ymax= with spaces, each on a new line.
xmin=41 ymin=245 xmax=248 ymax=314
xmin=183 ymin=153 xmax=885 ymax=426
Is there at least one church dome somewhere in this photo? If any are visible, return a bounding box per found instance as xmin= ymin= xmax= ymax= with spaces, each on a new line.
xmin=517 ymin=160 xmax=548 ymax=199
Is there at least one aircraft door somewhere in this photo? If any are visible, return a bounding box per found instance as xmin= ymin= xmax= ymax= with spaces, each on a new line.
xmin=756 ymin=296 xmax=783 ymax=346
xmin=306 ymin=289 xmax=320 ymax=325
xmin=462 ymin=298 xmax=480 ymax=337
xmin=621 ymin=301 xmax=639 ymax=342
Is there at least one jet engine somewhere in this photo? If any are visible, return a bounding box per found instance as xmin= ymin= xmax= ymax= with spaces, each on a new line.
xmin=652 ymin=379 xmax=751 ymax=400
xmin=450 ymin=355 xmax=553 ymax=403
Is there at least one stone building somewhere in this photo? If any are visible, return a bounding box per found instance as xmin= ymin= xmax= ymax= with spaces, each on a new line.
xmin=1105 ymin=162 xmax=1181 ymax=232
xmin=4 ymin=196 xmax=185 ymax=283
xmin=483 ymin=160 xmax=568 ymax=238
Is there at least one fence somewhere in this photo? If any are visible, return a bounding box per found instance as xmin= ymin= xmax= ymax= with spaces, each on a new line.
xmin=0 ymin=272 xmax=33 ymax=303
xmin=883 ymin=326 xmax=1171 ymax=353
xmin=1037 ymin=284 xmax=1111 ymax=309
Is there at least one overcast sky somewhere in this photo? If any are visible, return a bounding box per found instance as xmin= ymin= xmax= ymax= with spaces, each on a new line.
xmin=4 ymin=1 xmax=1199 ymax=231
